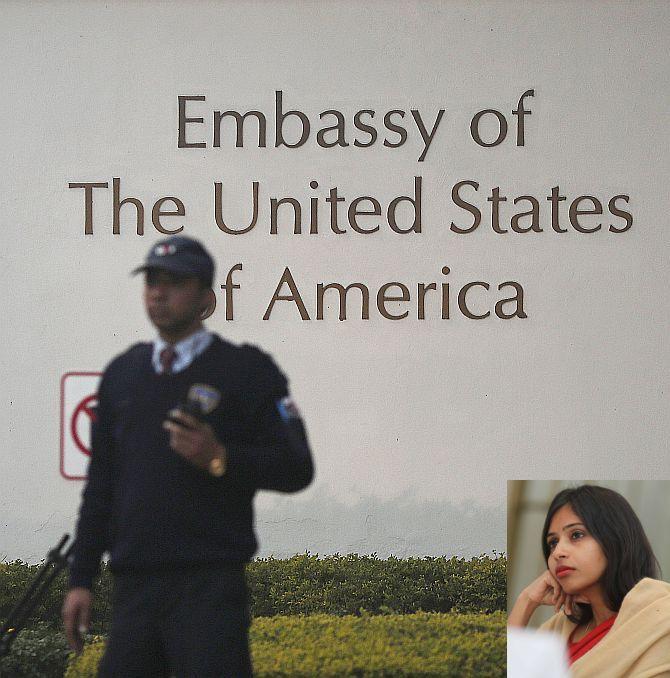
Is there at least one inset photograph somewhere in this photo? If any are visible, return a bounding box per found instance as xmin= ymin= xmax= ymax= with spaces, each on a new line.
xmin=507 ymin=481 xmax=670 ymax=677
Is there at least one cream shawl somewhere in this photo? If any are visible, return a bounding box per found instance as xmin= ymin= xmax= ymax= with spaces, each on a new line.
xmin=539 ymin=578 xmax=670 ymax=677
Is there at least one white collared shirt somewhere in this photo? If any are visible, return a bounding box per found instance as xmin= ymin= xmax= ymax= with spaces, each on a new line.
xmin=151 ymin=328 xmax=214 ymax=374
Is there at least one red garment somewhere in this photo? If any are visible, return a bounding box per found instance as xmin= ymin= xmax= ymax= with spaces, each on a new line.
xmin=568 ymin=615 xmax=618 ymax=664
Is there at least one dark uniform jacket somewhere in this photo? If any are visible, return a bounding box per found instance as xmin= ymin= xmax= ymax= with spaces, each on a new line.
xmin=69 ymin=335 xmax=314 ymax=589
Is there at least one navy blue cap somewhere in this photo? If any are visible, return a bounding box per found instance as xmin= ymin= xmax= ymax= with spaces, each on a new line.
xmin=132 ymin=236 xmax=215 ymax=287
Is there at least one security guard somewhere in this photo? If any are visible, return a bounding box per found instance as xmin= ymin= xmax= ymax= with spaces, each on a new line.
xmin=62 ymin=236 xmax=314 ymax=677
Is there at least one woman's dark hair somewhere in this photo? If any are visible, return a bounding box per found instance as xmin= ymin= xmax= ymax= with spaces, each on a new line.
xmin=541 ymin=485 xmax=659 ymax=625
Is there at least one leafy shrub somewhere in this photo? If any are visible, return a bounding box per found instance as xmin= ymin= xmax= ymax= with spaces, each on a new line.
xmin=1 ymin=554 xmax=506 ymax=635
xmin=0 ymin=561 xmax=113 ymax=635
xmin=63 ymin=639 xmax=105 ymax=678
xmin=250 ymin=611 xmax=506 ymax=677
xmin=247 ymin=553 xmax=506 ymax=616
xmin=65 ymin=612 xmax=506 ymax=677
xmin=0 ymin=622 xmax=71 ymax=678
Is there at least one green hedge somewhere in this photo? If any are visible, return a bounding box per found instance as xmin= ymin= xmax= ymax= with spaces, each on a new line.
xmin=64 ymin=612 xmax=506 ymax=677
xmin=0 ymin=622 xmax=71 ymax=678
xmin=0 ymin=554 xmax=505 ymax=634
xmin=0 ymin=561 xmax=113 ymax=635
xmin=248 ymin=554 xmax=506 ymax=616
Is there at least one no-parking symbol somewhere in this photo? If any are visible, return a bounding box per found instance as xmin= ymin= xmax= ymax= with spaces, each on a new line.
xmin=60 ymin=372 xmax=102 ymax=480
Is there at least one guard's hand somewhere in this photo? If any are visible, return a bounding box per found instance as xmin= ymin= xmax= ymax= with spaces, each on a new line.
xmin=163 ymin=409 xmax=227 ymax=472
xmin=62 ymin=587 xmax=92 ymax=654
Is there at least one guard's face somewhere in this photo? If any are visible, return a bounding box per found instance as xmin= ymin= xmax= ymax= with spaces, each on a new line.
xmin=546 ymin=504 xmax=608 ymax=596
xmin=144 ymin=269 xmax=208 ymax=337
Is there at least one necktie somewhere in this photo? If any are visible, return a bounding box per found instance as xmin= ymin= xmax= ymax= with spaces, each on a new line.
xmin=160 ymin=346 xmax=176 ymax=374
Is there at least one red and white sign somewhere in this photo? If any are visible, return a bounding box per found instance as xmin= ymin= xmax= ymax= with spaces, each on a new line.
xmin=60 ymin=372 xmax=102 ymax=480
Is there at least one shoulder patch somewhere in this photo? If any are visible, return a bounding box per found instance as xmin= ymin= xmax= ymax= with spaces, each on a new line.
xmin=276 ymin=395 xmax=301 ymax=422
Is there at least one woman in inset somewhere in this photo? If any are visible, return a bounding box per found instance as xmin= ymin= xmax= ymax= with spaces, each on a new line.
xmin=508 ymin=485 xmax=670 ymax=676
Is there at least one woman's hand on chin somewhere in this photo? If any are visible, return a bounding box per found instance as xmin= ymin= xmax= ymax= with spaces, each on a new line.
xmin=526 ymin=570 xmax=570 ymax=612
xmin=508 ymin=570 xmax=574 ymax=627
